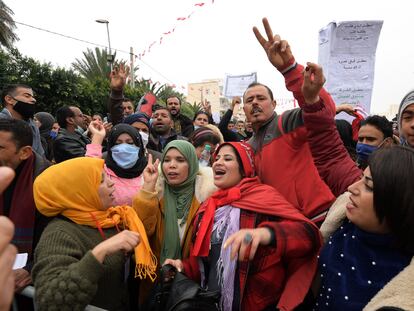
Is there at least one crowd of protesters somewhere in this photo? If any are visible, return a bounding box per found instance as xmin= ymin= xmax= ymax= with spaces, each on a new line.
xmin=1 ymin=17 xmax=414 ymax=311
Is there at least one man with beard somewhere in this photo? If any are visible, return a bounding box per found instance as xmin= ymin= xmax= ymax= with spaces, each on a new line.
xmin=147 ymin=105 xmax=186 ymax=153
xmin=166 ymin=96 xmax=194 ymax=137
xmin=0 ymin=84 xmax=44 ymax=157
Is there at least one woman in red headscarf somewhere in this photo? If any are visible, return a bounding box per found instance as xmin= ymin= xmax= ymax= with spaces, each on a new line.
xmin=165 ymin=142 xmax=321 ymax=311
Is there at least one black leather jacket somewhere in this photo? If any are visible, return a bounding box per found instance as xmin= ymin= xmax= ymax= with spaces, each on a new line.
xmin=53 ymin=128 xmax=91 ymax=163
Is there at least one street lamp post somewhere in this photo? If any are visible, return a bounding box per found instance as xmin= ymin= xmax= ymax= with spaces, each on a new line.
xmin=95 ymin=19 xmax=114 ymax=68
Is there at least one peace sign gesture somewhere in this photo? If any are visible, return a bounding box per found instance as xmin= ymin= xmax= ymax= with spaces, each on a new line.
xmin=142 ymin=153 xmax=160 ymax=192
xmin=253 ymin=18 xmax=294 ymax=71
xmin=202 ymin=99 xmax=211 ymax=113
xmin=110 ymin=63 xmax=130 ymax=91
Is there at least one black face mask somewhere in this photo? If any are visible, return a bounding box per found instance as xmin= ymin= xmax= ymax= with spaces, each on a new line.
xmin=13 ymin=100 xmax=35 ymax=120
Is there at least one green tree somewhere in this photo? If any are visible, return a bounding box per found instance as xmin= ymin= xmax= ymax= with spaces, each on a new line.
xmin=188 ymin=102 xmax=202 ymax=115
xmin=72 ymin=47 xmax=113 ymax=80
xmin=72 ymin=48 xmax=139 ymax=83
xmin=0 ymin=48 xmax=189 ymax=118
xmin=0 ymin=48 xmax=108 ymax=114
xmin=0 ymin=1 xmax=18 ymax=49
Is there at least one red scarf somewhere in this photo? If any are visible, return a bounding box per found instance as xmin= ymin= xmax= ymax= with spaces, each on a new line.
xmin=193 ymin=176 xmax=315 ymax=257
xmin=192 ymin=176 xmax=322 ymax=311
xmin=0 ymin=153 xmax=36 ymax=256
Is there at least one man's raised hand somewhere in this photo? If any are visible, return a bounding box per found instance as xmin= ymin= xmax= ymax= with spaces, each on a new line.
xmin=301 ymin=62 xmax=326 ymax=105
xmin=110 ymin=63 xmax=130 ymax=91
xmin=253 ymin=18 xmax=294 ymax=72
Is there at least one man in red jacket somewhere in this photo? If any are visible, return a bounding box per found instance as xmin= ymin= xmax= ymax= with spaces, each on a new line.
xmin=244 ymin=18 xmax=337 ymax=225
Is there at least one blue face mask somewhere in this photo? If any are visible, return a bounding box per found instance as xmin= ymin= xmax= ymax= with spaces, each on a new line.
xmin=111 ymin=143 xmax=140 ymax=169
xmin=356 ymin=142 xmax=378 ymax=162
xmin=50 ymin=130 xmax=58 ymax=140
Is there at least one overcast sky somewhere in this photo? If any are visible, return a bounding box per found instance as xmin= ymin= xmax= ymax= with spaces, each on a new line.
xmin=9 ymin=0 xmax=414 ymax=115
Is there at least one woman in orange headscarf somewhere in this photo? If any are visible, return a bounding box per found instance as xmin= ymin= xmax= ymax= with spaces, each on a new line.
xmin=32 ymin=157 xmax=156 ymax=311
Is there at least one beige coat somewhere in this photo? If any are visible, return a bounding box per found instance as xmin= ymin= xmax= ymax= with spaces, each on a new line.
xmin=133 ymin=166 xmax=217 ymax=261
xmin=134 ymin=166 xmax=217 ymax=304
xmin=320 ymin=192 xmax=414 ymax=311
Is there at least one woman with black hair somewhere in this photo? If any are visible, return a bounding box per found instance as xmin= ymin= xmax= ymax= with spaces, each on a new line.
xmin=314 ymin=146 xmax=414 ymax=311
xmin=193 ymin=111 xmax=212 ymax=129
xmin=86 ymin=120 xmax=147 ymax=206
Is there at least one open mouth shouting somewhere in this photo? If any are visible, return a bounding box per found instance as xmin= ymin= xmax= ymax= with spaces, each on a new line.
xmin=213 ymin=167 xmax=226 ymax=180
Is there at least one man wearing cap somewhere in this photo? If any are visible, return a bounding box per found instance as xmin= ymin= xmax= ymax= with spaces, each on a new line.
xmin=398 ymin=90 xmax=414 ymax=148
xmin=122 ymin=113 xmax=162 ymax=161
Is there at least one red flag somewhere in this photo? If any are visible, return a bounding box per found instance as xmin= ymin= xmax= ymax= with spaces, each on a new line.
xmin=177 ymin=17 xmax=186 ymax=21
xmin=195 ymin=3 xmax=205 ymax=6
xmin=137 ymin=93 xmax=157 ymax=117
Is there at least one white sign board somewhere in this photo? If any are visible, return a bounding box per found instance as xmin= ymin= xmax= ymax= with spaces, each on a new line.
xmin=318 ymin=21 xmax=383 ymax=121
xmin=224 ymin=72 xmax=257 ymax=98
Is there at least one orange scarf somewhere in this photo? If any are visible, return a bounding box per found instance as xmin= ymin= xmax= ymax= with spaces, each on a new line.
xmin=34 ymin=157 xmax=157 ymax=281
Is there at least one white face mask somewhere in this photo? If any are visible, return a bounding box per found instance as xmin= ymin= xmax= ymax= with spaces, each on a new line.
xmin=139 ymin=131 xmax=149 ymax=148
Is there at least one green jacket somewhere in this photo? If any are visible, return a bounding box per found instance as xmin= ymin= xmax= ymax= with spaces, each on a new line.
xmin=32 ymin=218 xmax=128 ymax=311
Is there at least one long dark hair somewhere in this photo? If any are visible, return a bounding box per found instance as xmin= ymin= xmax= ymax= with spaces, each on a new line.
xmin=369 ymin=145 xmax=414 ymax=253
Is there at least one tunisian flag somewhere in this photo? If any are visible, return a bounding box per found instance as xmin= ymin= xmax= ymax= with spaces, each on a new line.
xmin=136 ymin=93 xmax=157 ymax=117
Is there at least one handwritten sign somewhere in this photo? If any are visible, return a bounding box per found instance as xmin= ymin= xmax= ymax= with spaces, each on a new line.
xmin=275 ymin=98 xmax=297 ymax=115
xmin=224 ymin=72 xmax=257 ymax=98
xmin=318 ymin=21 xmax=383 ymax=121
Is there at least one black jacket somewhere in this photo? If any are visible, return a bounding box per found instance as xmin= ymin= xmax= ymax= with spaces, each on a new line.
xmin=147 ymin=129 xmax=187 ymax=153
xmin=172 ymin=113 xmax=194 ymax=138
xmin=53 ymin=128 xmax=91 ymax=163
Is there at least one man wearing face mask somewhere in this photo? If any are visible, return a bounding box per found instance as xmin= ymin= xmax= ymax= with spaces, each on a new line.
xmin=356 ymin=115 xmax=394 ymax=169
xmin=53 ymin=105 xmax=91 ymax=163
xmin=0 ymin=84 xmax=45 ymax=157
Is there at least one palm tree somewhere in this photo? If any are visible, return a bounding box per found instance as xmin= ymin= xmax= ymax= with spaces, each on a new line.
xmin=135 ymin=78 xmax=165 ymax=97
xmin=188 ymin=102 xmax=202 ymax=115
xmin=0 ymin=1 xmax=19 ymax=49
xmin=72 ymin=47 xmax=113 ymax=80
xmin=73 ymin=47 xmax=140 ymax=83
